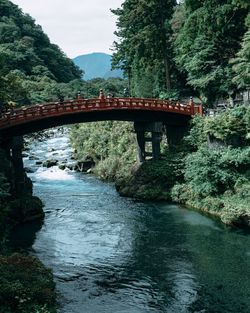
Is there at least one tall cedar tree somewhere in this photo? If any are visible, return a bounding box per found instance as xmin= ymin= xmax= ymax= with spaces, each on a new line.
xmin=174 ymin=0 xmax=249 ymax=105
xmin=112 ymin=0 xmax=176 ymax=97
xmin=231 ymin=12 xmax=250 ymax=89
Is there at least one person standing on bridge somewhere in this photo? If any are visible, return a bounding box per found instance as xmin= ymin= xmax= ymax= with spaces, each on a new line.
xmin=77 ymin=91 xmax=84 ymax=100
xmin=7 ymin=101 xmax=16 ymax=115
xmin=99 ymin=89 xmax=105 ymax=107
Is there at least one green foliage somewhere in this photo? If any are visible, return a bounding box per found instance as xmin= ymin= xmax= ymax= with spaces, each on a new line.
xmin=231 ymin=13 xmax=250 ymax=89
xmin=185 ymin=107 xmax=250 ymax=149
xmin=173 ymin=0 xmax=249 ymax=105
xmin=0 ymin=0 xmax=82 ymax=107
xmin=170 ymin=106 xmax=250 ymax=225
xmin=112 ymin=0 xmax=177 ymax=96
xmin=204 ymin=106 xmax=250 ymax=144
xmin=159 ymin=89 xmax=180 ymax=100
xmin=116 ymin=148 xmax=186 ymax=200
xmin=70 ymin=121 xmax=137 ymax=181
xmin=184 ymin=115 xmax=207 ymax=149
xmin=0 ymin=254 xmax=56 ymax=313
xmin=0 ymin=0 xmax=82 ymax=82
xmin=184 ymin=146 xmax=250 ymax=197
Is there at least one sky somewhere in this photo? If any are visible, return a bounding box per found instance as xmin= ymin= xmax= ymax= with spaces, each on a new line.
xmin=11 ymin=0 xmax=124 ymax=58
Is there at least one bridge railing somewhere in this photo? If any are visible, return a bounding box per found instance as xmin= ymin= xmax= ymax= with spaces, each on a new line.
xmin=0 ymin=97 xmax=203 ymax=130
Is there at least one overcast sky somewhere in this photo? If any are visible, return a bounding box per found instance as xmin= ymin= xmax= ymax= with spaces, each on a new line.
xmin=11 ymin=0 xmax=123 ymax=58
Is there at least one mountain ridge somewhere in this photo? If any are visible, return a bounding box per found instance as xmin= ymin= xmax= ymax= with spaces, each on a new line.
xmin=73 ymin=52 xmax=123 ymax=80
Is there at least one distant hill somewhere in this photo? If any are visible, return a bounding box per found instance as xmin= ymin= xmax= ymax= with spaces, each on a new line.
xmin=73 ymin=53 xmax=123 ymax=80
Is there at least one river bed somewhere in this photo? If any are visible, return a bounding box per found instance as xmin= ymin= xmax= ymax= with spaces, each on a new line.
xmin=10 ymin=131 xmax=250 ymax=313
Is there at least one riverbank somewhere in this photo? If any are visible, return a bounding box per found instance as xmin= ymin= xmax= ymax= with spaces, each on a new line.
xmin=0 ymin=201 xmax=56 ymax=313
xmin=70 ymin=106 xmax=250 ymax=229
xmin=0 ymin=134 xmax=57 ymax=313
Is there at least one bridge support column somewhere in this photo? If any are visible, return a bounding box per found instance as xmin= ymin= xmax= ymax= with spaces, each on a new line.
xmin=134 ymin=122 xmax=163 ymax=162
xmin=136 ymin=130 xmax=146 ymax=163
xmin=165 ymin=124 xmax=189 ymax=147
xmin=11 ymin=136 xmax=26 ymax=195
xmin=152 ymin=131 xmax=161 ymax=160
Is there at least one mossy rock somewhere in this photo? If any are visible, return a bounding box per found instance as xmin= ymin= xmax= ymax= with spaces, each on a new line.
xmin=8 ymin=196 xmax=44 ymax=224
xmin=115 ymin=159 xmax=179 ymax=200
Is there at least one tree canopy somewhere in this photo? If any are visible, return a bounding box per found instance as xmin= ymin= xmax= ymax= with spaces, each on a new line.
xmin=112 ymin=0 xmax=177 ymax=97
xmin=112 ymin=0 xmax=250 ymax=105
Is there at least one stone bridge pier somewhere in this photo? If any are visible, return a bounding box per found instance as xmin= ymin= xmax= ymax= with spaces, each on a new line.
xmin=134 ymin=122 xmax=189 ymax=162
xmin=0 ymin=135 xmax=30 ymax=195
xmin=134 ymin=122 xmax=162 ymax=162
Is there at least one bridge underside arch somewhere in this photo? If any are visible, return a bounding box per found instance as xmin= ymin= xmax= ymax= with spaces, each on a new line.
xmin=0 ymin=109 xmax=191 ymax=137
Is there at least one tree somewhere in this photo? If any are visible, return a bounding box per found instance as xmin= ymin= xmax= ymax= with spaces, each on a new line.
xmin=112 ymin=0 xmax=176 ymax=97
xmin=174 ymin=0 xmax=249 ymax=105
xmin=231 ymin=13 xmax=250 ymax=89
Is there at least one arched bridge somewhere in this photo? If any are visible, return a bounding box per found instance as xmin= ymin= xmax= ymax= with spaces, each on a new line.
xmin=0 ymin=97 xmax=203 ymax=194
xmin=0 ymin=97 xmax=202 ymax=136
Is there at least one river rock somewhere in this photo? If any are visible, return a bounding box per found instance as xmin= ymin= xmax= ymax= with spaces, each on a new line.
xmin=75 ymin=159 xmax=95 ymax=172
xmin=42 ymin=159 xmax=58 ymax=168
xmin=29 ymin=155 xmax=39 ymax=160
xmin=8 ymin=195 xmax=45 ymax=224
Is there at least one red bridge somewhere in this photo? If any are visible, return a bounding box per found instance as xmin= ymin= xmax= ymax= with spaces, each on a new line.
xmin=0 ymin=97 xmax=202 ymax=136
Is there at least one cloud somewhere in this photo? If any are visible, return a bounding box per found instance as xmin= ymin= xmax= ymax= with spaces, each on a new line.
xmin=11 ymin=0 xmax=123 ymax=58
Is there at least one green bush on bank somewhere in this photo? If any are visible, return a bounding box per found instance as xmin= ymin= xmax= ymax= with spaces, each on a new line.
xmin=0 ymin=254 xmax=56 ymax=313
xmin=171 ymin=106 xmax=250 ymax=225
xmin=115 ymin=148 xmax=187 ymax=200
xmin=204 ymin=106 xmax=250 ymax=144
xmin=70 ymin=121 xmax=137 ymax=181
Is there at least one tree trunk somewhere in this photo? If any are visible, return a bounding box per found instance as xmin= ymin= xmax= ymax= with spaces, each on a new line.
xmin=164 ymin=57 xmax=171 ymax=91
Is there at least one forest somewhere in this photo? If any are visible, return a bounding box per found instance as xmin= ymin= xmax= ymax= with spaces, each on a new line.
xmin=112 ymin=0 xmax=249 ymax=105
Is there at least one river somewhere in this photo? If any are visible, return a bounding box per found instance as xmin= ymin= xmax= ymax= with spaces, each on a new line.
xmin=10 ymin=131 xmax=250 ymax=313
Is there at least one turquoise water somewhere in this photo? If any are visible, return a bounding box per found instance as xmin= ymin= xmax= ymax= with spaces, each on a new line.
xmin=11 ymin=134 xmax=250 ymax=313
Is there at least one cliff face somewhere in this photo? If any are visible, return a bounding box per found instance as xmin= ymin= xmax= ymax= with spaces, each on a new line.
xmin=0 ymin=137 xmax=44 ymax=234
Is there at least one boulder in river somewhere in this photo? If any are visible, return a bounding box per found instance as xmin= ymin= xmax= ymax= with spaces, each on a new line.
xmin=29 ymin=155 xmax=39 ymax=160
xmin=42 ymin=159 xmax=58 ymax=168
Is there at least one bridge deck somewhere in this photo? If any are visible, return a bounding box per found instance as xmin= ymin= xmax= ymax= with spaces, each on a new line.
xmin=0 ymin=97 xmax=203 ymax=133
